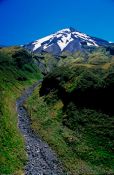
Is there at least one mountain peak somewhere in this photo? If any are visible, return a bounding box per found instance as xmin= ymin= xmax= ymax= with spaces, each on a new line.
xmin=69 ymin=27 xmax=76 ymax=32
xmin=24 ymin=28 xmax=110 ymax=55
xmin=56 ymin=27 xmax=76 ymax=33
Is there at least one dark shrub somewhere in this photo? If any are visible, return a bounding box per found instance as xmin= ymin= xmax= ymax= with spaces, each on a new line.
xmin=12 ymin=49 xmax=32 ymax=68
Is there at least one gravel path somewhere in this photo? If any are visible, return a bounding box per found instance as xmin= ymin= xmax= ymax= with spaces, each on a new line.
xmin=16 ymin=81 xmax=65 ymax=175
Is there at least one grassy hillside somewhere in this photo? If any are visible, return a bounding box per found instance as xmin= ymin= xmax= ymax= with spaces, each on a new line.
xmin=0 ymin=47 xmax=41 ymax=174
xmin=33 ymin=46 xmax=114 ymax=75
xmin=26 ymin=58 xmax=114 ymax=174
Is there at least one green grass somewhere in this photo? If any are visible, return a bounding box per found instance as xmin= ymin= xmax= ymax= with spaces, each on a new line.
xmin=25 ymin=63 xmax=114 ymax=174
xmin=1 ymin=46 xmax=113 ymax=174
xmin=25 ymin=88 xmax=114 ymax=175
xmin=0 ymin=47 xmax=42 ymax=174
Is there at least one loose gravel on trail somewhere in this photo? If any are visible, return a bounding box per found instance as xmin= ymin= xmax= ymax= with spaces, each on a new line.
xmin=16 ymin=81 xmax=65 ymax=175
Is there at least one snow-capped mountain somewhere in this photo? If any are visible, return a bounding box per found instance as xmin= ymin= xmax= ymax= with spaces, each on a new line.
xmin=24 ymin=27 xmax=110 ymax=55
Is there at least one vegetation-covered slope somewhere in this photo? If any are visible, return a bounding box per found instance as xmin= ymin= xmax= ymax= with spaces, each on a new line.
xmin=1 ymin=45 xmax=114 ymax=174
xmin=0 ymin=47 xmax=41 ymax=174
xmin=26 ymin=50 xmax=114 ymax=174
xmin=33 ymin=46 xmax=114 ymax=74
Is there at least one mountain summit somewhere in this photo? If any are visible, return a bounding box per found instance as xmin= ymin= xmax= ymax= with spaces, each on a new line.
xmin=24 ymin=27 xmax=110 ymax=54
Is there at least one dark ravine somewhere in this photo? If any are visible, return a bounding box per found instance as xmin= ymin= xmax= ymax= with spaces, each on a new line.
xmin=16 ymin=81 xmax=65 ymax=175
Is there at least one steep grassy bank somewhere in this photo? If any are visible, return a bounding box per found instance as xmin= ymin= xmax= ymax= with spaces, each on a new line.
xmin=26 ymin=62 xmax=114 ymax=174
xmin=0 ymin=47 xmax=41 ymax=174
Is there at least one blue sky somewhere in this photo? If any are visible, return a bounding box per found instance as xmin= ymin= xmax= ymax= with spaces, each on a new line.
xmin=0 ymin=0 xmax=114 ymax=45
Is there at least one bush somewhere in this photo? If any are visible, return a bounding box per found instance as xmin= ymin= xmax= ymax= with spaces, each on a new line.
xmin=88 ymin=50 xmax=110 ymax=65
xmin=12 ymin=49 xmax=32 ymax=68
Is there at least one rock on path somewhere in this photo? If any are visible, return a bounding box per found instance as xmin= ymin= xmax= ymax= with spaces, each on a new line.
xmin=16 ymin=81 xmax=66 ymax=175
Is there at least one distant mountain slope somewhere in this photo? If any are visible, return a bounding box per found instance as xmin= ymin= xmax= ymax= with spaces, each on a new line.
xmin=24 ymin=27 xmax=111 ymax=54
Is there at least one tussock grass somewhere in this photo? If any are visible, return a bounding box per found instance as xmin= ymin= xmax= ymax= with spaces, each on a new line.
xmin=25 ymin=63 xmax=114 ymax=174
xmin=25 ymin=89 xmax=99 ymax=174
xmin=0 ymin=47 xmax=41 ymax=174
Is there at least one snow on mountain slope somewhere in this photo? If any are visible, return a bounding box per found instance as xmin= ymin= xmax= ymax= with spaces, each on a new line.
xmin=24 ymin=27 xmax=110 ymax=54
